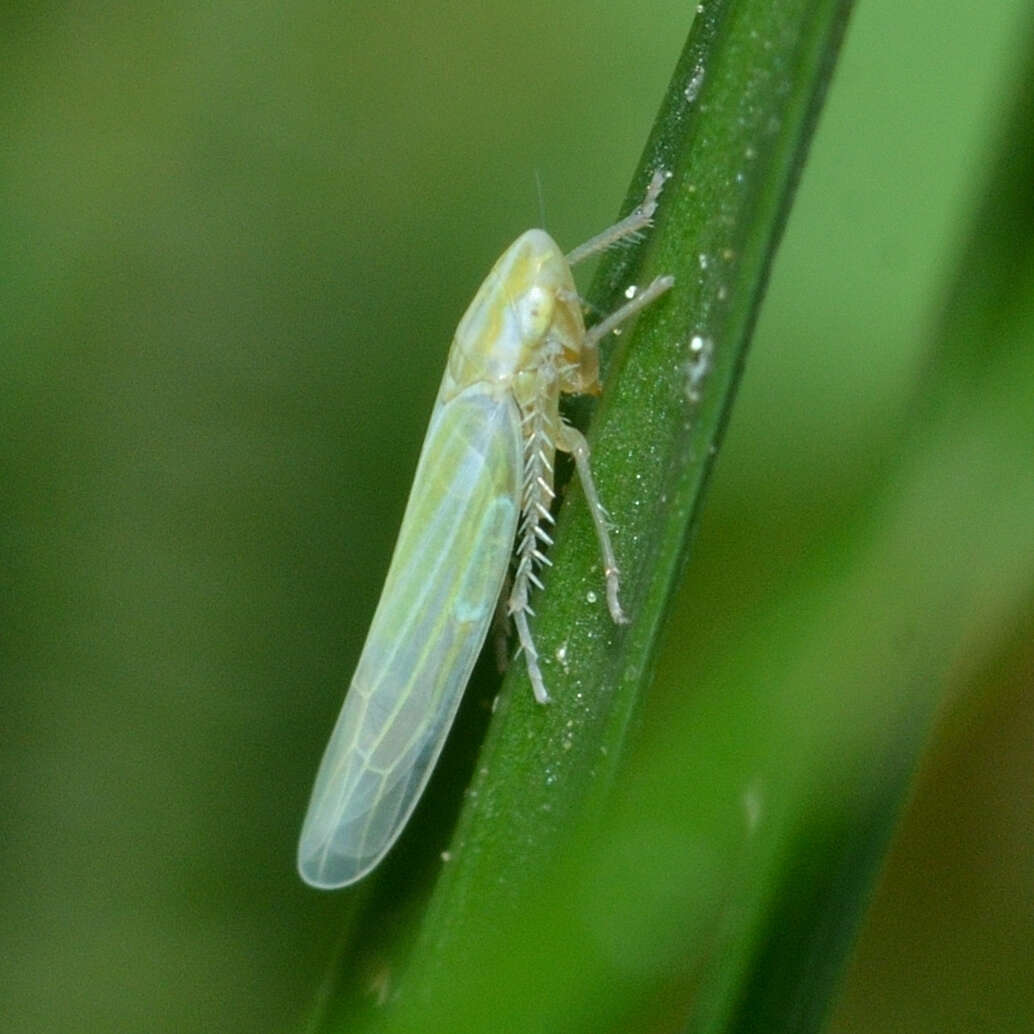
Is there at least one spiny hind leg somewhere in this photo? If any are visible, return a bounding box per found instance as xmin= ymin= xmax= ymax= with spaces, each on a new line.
xmin=510 ymin=602 xmax=550 ymax=705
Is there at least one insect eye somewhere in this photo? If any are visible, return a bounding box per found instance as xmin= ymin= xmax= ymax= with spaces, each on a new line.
xmin=520 ymin=285 xmax=555 ymax=340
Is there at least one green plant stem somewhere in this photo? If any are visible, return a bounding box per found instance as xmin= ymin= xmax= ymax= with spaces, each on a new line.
xmin=311 ymin=0 xmax=858 ymax=1029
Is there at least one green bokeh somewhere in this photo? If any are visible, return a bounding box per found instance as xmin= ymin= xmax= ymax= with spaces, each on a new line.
xmin=2 ymin=3 xmax=1030 ymax=1032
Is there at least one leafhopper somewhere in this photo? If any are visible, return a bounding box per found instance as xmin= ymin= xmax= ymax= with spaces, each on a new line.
xmin=298 ymin=175 xmax=673 ymax=889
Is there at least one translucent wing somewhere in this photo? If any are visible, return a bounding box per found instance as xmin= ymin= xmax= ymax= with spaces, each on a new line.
xmin=297 ymin=386 xmax=522 ymax=888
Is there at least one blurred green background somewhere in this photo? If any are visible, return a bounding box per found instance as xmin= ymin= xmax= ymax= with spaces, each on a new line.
xmin=2 ymin=2 xmax=1031 ymax=1032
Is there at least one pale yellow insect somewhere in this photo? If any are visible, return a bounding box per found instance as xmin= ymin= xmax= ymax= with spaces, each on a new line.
xmin=298 ymin=174 xmax=673 ymax=889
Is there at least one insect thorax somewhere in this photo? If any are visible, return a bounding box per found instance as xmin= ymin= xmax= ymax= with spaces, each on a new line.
xmin=439 ymin=229 xmax=596 ymax=404
xmin=437 ymin=228 xmax=603 ymax=616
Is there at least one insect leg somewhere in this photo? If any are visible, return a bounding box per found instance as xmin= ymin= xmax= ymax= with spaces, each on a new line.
xmin=564 ymin=170 xmax=669 ymax=267
xmin=512 ymin=606 xmax=550 ymax=704
xmin=491 ymin=573 xmax=513 ymax=674
xmin=555 ymin=423 xmax=628 ymax=626
xmin=585 ymin=275 xmax=674 ymax=349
